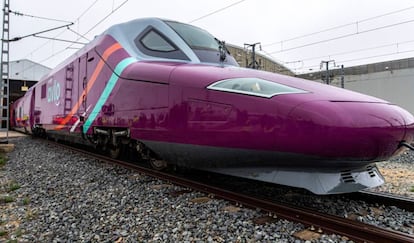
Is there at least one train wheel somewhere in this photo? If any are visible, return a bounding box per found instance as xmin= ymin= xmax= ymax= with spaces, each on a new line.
xmin=150 ymin=159 xmax=168 ymax=170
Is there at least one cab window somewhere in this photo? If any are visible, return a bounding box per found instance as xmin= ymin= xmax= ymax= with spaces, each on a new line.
xmin=141 ymin=30 xmax=176 ymax=52
xmin=134 ymin=27 xmax=190 ymax=61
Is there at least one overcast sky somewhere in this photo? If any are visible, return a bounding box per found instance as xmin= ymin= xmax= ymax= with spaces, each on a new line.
xmin=4 ymin=0 xmax=414 ymax=74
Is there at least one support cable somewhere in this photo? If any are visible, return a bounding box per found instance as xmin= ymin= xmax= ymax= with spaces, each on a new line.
xmin=8 ymin=23 xmax=74 ymax=42
xmin=8 ymin=9 xmax=72 ymax=24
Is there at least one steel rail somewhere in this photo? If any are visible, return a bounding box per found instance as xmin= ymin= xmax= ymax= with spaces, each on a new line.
xmin=351 ymin=190 xmax=414 ymax=212
xmin=48 ymin=140 xmax=414 ymax=243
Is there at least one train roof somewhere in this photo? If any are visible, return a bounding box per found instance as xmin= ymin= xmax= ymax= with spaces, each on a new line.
xmin=102 ymin=18 xmax=238 ymax=66
xmin=33 ymin=18 xmax=239 ymax=88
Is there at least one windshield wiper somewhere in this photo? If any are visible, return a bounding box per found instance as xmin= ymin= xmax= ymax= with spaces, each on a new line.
xmin=215 ymin=38 xmax=228 ymax=62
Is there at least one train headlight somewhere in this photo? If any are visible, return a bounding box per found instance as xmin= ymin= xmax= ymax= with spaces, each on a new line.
xmin=207 ymin=77 xmax=308 ymax=98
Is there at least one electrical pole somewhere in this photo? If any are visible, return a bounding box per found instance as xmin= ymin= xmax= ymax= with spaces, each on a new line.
xmin=340 ymin=64 xmax=345 ymax=88
xmin=244 ymin=42 xmax=261 ymax=69
xmin=1 ymin=0 xmax=10 ymax=142
xmin=320 ymin=60 xmax=335 ymax=85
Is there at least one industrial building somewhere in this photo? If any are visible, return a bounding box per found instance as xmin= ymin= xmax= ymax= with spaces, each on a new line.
xmin=8 ymin=59 xmax=51 ymax=103
xmin=298 ymin=57 xmax=414 ymax=114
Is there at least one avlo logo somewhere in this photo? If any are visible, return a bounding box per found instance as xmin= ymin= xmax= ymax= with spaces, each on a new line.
xmin=47 ymin=79 xmax=61 ymax=106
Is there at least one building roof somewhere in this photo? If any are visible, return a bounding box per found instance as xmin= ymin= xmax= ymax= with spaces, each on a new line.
xmin=9 ymin=59 xmax=51 ymax=82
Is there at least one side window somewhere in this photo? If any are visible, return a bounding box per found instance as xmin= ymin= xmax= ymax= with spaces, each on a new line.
xmin=134 ymin=26 xmax=190 ymax=61
xmin=141 ymin=30 xmax=176 ymax=52
xmin=41 ymin=84 xmax=47 ymax=99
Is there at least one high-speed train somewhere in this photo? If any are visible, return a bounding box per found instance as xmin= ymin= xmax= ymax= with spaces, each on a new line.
xmin=11 ymin=18 xmax=414 ymax=194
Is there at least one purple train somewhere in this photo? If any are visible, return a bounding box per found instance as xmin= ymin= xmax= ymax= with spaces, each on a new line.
xmin=11 ymin=18 xmax=414 ymax=194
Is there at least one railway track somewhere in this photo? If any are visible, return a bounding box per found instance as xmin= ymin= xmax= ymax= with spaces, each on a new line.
xmin=351 ymin=190 xmax=414 ymax=212
xmin=46 ymin=139 xmax=414 ymax=243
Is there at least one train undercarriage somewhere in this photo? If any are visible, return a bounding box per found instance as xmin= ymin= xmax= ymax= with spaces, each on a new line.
xmin=24 ymin=125 xmax=388 ymax=194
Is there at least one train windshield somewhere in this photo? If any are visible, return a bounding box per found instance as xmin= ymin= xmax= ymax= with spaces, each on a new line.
xmin=164 ymin=21 xmax=238 ymax=66
xmin=165 ymin=21 xmax=220 ymax=51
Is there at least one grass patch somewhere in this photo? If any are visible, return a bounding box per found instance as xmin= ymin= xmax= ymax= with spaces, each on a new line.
xmin=0 ymin=230 xmax=7 ymax=236
xmin=410 ymin=186 xmax=414 ymax=192
xmin=0 ymin=154 xmax=5 ymax=168
xmin=7 ymin=182 xmax=20 ymax=192
xmin=22 ymin=197 xmax=30 ymax=205
xmin=0 ymin=196 xmax=15 ymax=204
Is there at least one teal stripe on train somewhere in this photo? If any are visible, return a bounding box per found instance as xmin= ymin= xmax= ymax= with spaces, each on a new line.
xmin=83 ymin=57 xmax=137 ymax=133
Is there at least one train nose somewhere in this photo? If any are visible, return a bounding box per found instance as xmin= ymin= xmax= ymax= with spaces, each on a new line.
xmin=398 ymin=105 xmax=414 ymax=144
xmin=286 ymin=101 xmax=413 ymax=160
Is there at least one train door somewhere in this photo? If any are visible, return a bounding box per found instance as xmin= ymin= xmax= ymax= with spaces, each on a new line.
xmin=78 ymin=53 xmax=88 ymax=116
xmin=78 ymin=51 xmax=98 ymax=118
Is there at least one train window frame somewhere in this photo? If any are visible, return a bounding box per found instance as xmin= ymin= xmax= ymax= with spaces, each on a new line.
xmin=134 ymin=26 xmax=190 ymax=61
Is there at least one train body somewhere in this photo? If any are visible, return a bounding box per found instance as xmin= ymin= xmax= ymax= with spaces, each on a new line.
xmin=11 ymin=18 xmax=414 ymax=194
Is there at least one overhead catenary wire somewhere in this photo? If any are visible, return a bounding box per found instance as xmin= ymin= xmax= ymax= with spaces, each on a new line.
xmin=67 ymin=27 xmax=90 ymax=42
xmin=22 ymin=0 xmax=100 ymax=60
xmin=188 ymin=0 xmax=247 ymax=23
xmin=33 ymin=35 xmax=87 ymax=45
xmin=259 ymin=37 xmax=414 ymax=73
xmin=80 ymin=0 xmax=129 ymax=38
xmin=76 ymin=0 xmax=100 ymax=22
xmin=284 ymin=39 xmax=414 ymax=63
xmin=246 ymin=4 xmax=414 ymax=74
xmin=23 ymin=28 xmax=67 ymax=60
xmin=16 ymin=0 xmax=125 ymax=73
xmin=16 ymin=0 xmax=243 ymax=69
xmin=292 ymin=48 xmax=414 ymax=73
xmin=12 ymin=1 xmax=414 ymax=76
xmin=268 ymin=18 xmax=414 ymax=54
xmin=262 ymin=5 xmax=414 ymax=48
xmin=339 ymin=49 xmax=414 ymax=64
xmin=257 ymin=7 xmax=414 ymax=73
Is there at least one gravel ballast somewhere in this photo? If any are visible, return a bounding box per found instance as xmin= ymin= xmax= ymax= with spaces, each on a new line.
xmin=1 ymin=137 xmax=414 ymax=242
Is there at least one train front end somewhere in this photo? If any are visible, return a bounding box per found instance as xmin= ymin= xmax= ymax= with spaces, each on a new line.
xmin=170 ymin=67 xmax=414 ymax=194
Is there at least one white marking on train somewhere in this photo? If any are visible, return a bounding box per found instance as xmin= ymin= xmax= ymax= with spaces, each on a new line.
xmin=70 ymin=105 xmax=92 ymax=133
